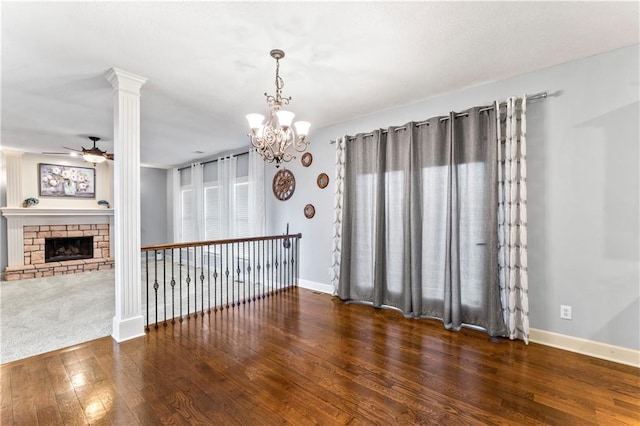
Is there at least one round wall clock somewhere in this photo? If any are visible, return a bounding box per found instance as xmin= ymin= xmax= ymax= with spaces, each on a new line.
xmin=317 ymin=173 xmax=329 ymax=189
xmin=304 ymin=204 xmax=315 ymax=219
xmin=301 ymin=152 xmax=313 ymax=167
xmin=272 ymin=168 xmax=296 ymax=201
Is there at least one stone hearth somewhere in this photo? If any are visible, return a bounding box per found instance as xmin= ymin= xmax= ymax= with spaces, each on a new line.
xmin=1 ymin=208 xmax=114 ymax=281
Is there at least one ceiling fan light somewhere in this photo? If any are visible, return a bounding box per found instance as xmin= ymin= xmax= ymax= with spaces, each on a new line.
xmin=84 ymin=153 xmax=106 ymax=164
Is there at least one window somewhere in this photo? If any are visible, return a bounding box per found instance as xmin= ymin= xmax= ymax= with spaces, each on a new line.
xmin=204 ymin=184 xmax=220 ymax=240
xmin=234 ymin=178 xmax=249 ymax=238
xmin=180 ymin=187 xmax=195 ymax=242
xmin=177 ymin=153 xmax=259 ymax=243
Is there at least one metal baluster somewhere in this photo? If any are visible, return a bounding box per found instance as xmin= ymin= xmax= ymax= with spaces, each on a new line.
xmin=251 ymin=240 xmax=256 ymax=302
xmin=179 ymin=247 xmax=183 ymax=322
xmin=200 ymin=246 xmax=205 ymax=316
xmin=207 ymin=244 xmax=211 ymax=314
xmin=192 ymin=247 xmax=196 ymax=317
xmin=163 ymin=249 xmax=167 ymax=326
xmin=191 ymin=246 xmax=195 ymax=317
xmin=154 ymin=250 xmax=159 ymax=329
xmin=236 ymin=242 xmax=241 ymax=305
xmin=243 ymin=241 xmax=248 ymax=304
xmin=187 ymin=247 xmax=192 ymax=319
xmin=293 ymin=237 xmax=298 ymax=288
xmin=145 ymin=251 xmax=149 ymax=332
xmin=171 ymin=248 xmax=176 ymax=324
xmin=225 ymin=243 xmax=230 ymax=309
xmin=274 ymin=239 xmax=279 ymax=295
xmin=282 ymin=239 xmax=287 ymax=292
xmin=256 ymin=240 xmax=261 ymax=301
xmin=266 ymin=241 xmax=271 ymax=298
xmin=213 ymin=243 xmax=219 ymax=312
xmin=232 ymin=242 xmax=237 ymax=306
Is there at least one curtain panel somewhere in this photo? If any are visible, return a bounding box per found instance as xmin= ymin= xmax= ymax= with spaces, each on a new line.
xmin=248 ymin=148 xmax=266 ymax=237
xmin=497 ymin=97 xmax=529 ymax=343
xmin=335 ymin=107 xmax=510 ymax=336
xmin=218 ymin=156 xmax=237 ymax=239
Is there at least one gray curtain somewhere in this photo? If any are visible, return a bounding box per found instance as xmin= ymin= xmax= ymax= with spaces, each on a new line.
xmin=338 ymin=107 xmax=506 ymax=336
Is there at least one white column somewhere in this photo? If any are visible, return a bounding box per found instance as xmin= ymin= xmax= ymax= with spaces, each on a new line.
xmin=2 ymin=151 xmax=25 ymax=267
xmin=106 ymin=161 xmax=115 ymax=259
xmin=3 ymin=150 xmax=24 ymax=207
xmin=106 ymin=68 xmax=147 ymax=342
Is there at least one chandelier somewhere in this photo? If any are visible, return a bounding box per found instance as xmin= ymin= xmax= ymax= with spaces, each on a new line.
xmin=246 ymin=49 xmax=311 ymax=167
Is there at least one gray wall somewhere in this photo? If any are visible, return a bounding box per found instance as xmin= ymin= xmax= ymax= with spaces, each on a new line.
xmin=266 ymin=45 xmax=639 ymax=350
xmin=141 ymin=166 xmax=169 ymax=246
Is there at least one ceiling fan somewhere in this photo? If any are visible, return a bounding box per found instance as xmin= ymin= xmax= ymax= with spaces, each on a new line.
xmin=43 ymin=136 xmax=114 ymax=165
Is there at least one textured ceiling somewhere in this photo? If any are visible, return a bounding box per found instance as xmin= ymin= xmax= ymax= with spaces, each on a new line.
xmin=2 ymin=2 xmax=638 ymax=168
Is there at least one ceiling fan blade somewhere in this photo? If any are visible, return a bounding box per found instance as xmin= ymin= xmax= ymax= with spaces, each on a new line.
xmin=104 ymin=153 xmax=114 ymax=160
xmin=62 ymin=146 xmax=83 ymax=153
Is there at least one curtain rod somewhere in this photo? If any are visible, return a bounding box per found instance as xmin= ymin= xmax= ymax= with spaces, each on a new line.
xmin=329 ymin=91 xmax=547 ymax=144
xmin=177 ymin=150 xmax=249 ymax=171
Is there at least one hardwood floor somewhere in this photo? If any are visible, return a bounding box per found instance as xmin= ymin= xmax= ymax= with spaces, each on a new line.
xmin=1 ymin=287 xmax=638 ymax=425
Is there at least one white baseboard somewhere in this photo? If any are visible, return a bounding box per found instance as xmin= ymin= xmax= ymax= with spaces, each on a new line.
xmin=298 ymin=279 xmax=335 ymax=295
xmin=530 ymin=328 xmax=639 ymax=368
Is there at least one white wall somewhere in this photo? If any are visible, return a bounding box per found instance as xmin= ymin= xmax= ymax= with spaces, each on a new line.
xmin=266 ymin=45 xmax=639 ymax=351
xmin=0 ymin=153 xmax=170 ymax=272
xmin=20 ymin=153 xmax=111 ymax=207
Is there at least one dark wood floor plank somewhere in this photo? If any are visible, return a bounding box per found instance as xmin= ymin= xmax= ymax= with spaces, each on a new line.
xmin=1 ymin=287 xmax=639 ymax=425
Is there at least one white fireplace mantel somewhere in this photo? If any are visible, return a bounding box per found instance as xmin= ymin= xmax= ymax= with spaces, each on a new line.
xmin=1 ymin=207 xmax=114 ymax=218
xmin=1 ymin=207 xmax=114 ymax=267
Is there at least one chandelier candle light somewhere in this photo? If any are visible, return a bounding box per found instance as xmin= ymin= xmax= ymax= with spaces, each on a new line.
xmin=247 ymin=49 xmax=311 ymax=167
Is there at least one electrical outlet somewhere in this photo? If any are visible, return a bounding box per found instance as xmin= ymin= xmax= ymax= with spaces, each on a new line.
xmin=560 ymin=305 xmax=572 ymax=320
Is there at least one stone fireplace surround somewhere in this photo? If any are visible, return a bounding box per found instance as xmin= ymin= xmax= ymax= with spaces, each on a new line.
xmin=1 ymin=208 xmax=114 ymax=281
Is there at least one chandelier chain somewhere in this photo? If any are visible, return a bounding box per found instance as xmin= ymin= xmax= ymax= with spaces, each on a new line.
xmin=265 ymin=58 xmax=291 ymax=109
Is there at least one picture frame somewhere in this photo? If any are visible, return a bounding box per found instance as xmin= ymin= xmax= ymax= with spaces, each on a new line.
xmin=317 ymin=173 xmax=329 ymax=189
xmin=304 ymin=204 xmax=315 ymax=219
xmin=38 ymin=163 xmax=96 ymax=198
xmin=301 ymin=152 xmax=313 ymax=167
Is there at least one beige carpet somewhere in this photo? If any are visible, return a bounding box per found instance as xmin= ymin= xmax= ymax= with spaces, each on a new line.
xmin=0 ymin=269 xmax=115 ymax=364
xmin=1 ymin=260 xmax=282 ymax=364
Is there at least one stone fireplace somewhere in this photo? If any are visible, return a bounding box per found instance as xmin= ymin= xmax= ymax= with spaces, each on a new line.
xmin=1 ymin=208 xmax=114 ymax=281
xmin=45 ymin=236 xmax=94 ymax=263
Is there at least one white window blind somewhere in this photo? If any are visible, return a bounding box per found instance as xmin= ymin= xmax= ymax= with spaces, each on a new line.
xmin=177 ymin=153 xmax=262 ymax=243
xmin=204 ymin=184 xmax=221 ymax=240
xmin=234 ymin=179 xmax=249 ymax=238
xmin=181 ymin=188 xmax=195 ymax=242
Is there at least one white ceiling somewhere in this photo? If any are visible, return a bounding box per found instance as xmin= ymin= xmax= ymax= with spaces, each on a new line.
xmin=2 ymin=2 xmax=638 ymax=168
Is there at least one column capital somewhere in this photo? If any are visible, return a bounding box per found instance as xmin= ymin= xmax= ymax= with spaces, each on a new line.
xmin=105 ymin=68 xmax=147 ymax=95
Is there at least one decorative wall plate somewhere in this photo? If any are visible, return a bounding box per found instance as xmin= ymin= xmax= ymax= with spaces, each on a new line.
xmin=272 ymin=168 xmax=296 ymax=201
xmin=301 ymin=152 xmax=313 ymax=167
xmin=317 ymin=173 xmax=329 ymax=189
xmin=304 ymin=204 xmax=315 ymax=219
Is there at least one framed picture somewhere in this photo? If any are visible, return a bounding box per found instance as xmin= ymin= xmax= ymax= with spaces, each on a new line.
xmin=39 ymin=163 xmax=96 ymax=198
xmin=301 ymin=152 xmax=313 ymax=167
xmin=317 ymin=173 xmax=329 ymax=189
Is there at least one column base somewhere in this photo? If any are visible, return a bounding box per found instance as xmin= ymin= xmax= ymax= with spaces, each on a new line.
xmin=112 ymin=314 xmax=145 ymax=342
